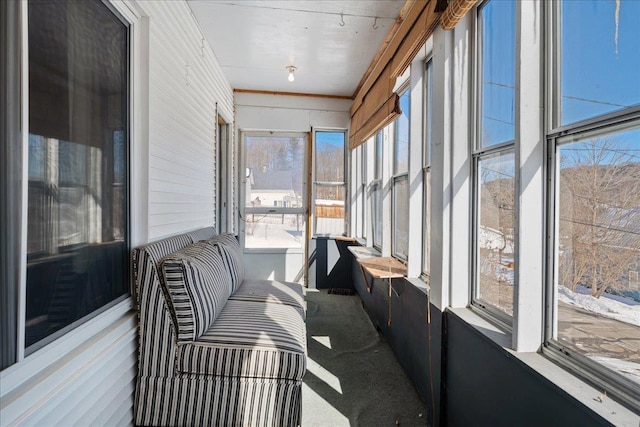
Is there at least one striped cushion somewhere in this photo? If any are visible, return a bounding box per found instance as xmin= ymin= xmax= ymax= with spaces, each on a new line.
xmin=135 ymin=376 xmax=302 ymax=427
xmin=186 ymin=226 xmax=216 ymax=243
xmin=229 ymin=279 xmax=306 ymax=316
xmin=161 ymin=241 xmax=232 ymax=342
xmin=133 ymin=233 xmax=196 ymax=377
xmin=207 ymin=233 xmax=244 ymax=292
xmin=176 ymin=300 xmax=307 ymax=381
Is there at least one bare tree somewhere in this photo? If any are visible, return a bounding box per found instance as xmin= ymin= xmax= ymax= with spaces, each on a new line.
xmin=477 ymin=157 xmax=516 ymax=313
xmin=558 ymin=137 xmax=640 ymax=298
xmin=480 ymin=159 xmax=515 ymax=269
xmin=315 ymin=143 xmax=344 ymax=200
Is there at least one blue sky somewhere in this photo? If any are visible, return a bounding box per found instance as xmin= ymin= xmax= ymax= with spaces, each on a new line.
xmin=562 ymin=0 xmax=640 ymax=125
xmin=315 ymin=131 xmax=345 ymax=151
xmin=481 ymin=0 xmax=515 ymax=148
xmin=395 ymin=90 xmax=410 ymax=173
xmin=482 ymin=0 xmax=639 ymax=150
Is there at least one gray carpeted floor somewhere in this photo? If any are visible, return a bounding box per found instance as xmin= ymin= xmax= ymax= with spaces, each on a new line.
xmin=302 ymin=289 xmax=428 ymax=427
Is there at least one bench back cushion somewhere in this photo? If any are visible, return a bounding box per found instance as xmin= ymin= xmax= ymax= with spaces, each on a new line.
xmin=207 ymin=233 xmax=245 ymax=293
xmin=186 ymin=226 xmax=216 ymax=243
xmin=161 ymin=241 xmax=232 ymax=342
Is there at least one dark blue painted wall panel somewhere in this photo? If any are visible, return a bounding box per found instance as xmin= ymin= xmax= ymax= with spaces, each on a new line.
xmin=444 ymin=311 xmax=613 ymax=427
xmin=348 ymin=248 xmax=616 ymax=427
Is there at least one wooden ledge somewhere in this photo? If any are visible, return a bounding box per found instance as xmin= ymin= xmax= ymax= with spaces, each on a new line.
xmin=357 ymin=256 xmax=407 ymax=279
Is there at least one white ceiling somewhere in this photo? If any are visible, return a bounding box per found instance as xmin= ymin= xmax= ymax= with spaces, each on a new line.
xmin=187 ymin=0 xmax=405 ymax=97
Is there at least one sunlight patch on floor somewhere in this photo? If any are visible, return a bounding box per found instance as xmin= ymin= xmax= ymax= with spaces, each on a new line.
xmin=306 ymin=357 xmax=343 ymax=394
xmin=301 ymin=383 xmax=349 ymax=427
xmin=311 ymin=335 xmax=332 ymax=349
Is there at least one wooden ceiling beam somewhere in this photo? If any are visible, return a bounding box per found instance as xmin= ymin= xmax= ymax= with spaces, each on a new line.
xmin=234 ymin=88 xmax=352 ymax=101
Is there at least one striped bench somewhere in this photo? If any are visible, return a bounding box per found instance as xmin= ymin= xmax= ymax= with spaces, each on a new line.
xmin=132 ymin=227 xmax=306 ymax=426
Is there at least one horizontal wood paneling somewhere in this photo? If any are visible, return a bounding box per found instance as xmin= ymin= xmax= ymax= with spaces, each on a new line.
xmin=145 ymin=0 xmax=233 ymax=240
xmin=0 ymin=302 xmax=136 ymax=427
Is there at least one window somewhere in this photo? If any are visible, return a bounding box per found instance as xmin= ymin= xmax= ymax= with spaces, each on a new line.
xmin=473 ymin=0 xmax=517 ymax=320
xmin=546 ymin=0 xmax=640 ymax=407
xmin=242 ymin=133 xmax=307 ymax=249
xmin=422 ymin=57 xmax=434 ymax=278
xmin=370 ymin=131 xmax=384 ymax=250
xmin=475 ymin=151 xmax=515 ymax=316
xmin=392 ymin=89 xmax=410 ymax=260
xmin=313 ymin=130 xmax=347 ymax=236
xmin=361 ymin=144 xmax=367 ymax=240
xmin=24 ymin=0 xmax=130 ymax=352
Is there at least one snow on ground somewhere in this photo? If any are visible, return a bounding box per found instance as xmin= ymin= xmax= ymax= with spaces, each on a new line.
xmin=589 ymin=356 xmax=640 ymax=384
xmin=558 ymin=285 xmax=640 ymax=326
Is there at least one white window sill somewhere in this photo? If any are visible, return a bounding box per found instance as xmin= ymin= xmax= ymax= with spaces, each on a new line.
xmin=347 ymin=245 xmax=381 ymax=259
xmin=448 ymin=307 xmax=640 ymax=426
xmin=404 ymin=276 xmax=429 ymax=296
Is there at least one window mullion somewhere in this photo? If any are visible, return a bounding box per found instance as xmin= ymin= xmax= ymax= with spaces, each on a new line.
xmin=512 ymin=0 xmax=544 ymax=352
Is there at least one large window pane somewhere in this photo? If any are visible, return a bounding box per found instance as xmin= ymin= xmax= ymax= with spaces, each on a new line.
xmin=244 ymin=134 xmax=306 ymax=248
xmin=372 ymin=130 xmax=383 ymax=249
xmin=375 ymin=130 xmax=383 ymax=180
xmin=371 ymin=183 xmax=382 ymax=249
xmin=478 ymin=0 xmax=516 ymax=148
xmin=244 ymin=213 xmax=305 ymax=249
xmin=314 ymin=185 xmax=346 ymax=236
xmin=476 ymin=151 xmax=515 ymax=316
xmin=26 ymin=0 xmax=129 ymax=349
xmin=361 ymin=144 xmax=367 ymax=239
xmin=314 ymin=131 xmax=346 ymax=236
xmin=315 ymin=132 xmax=344 ymax=182
xmin=394 ymin=90 xmax=410 ymax=174
xmin=555 ymin=124 xmax=640 ymax=384
xmin=560 ymin=1 xmax=640 ymax=126
xmin=393 ymin=176 xmax=409 ymax=260
xmin=245 ymin=136 xmax=305 ymax=208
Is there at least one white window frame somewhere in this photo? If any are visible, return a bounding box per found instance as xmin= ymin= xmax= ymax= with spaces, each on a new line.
xmin=238 ymin=131 xmax=308 ymax=254
xmin=544 ymin=114 xmax=640 ymax=410
xmin=542 ymin=0 xmax=640 ymax=408
xmin=370 ymin=130 xmax=384 ymax=251
xmin=470 ymin=0 xmax=519 ymax=327
xmin=422 ymin=56 xmax=434 ymax=280
xmin=430 ymin=2 xmax=637 ymax=420
xmin=312 ymin=128 xmax=347 ymax=237
xmin=1 ymin=0 xmax=145 ymax=374
xmin=392 ymin=86 xmax=411 ymax=261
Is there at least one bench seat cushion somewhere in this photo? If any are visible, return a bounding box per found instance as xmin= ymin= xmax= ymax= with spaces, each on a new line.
xmin=176 ymin=300 xmax=306 ymax=381
xmin=229 ymin=279 xmax=305 ymax=316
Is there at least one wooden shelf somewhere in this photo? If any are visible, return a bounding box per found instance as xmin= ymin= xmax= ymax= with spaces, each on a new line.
xmin=357 ymin=256 xmax=407 ymax=279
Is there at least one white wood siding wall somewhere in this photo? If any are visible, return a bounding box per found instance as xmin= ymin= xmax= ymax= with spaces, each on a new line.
xmin=1 ymin=302 xmax=137 ymax=426
xmin=0 ymin=1 xmax=234 ymax=425
xmin=146 ymin=0 xmax=233 ymax=240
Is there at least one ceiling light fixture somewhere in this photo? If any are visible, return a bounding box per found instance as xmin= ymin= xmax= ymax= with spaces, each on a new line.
xmin=286 ymin=65 xmax=296 ymax=82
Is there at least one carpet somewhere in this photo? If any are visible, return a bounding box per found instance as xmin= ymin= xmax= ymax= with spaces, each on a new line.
xmin=302 ymin=289 xmax=428 ymax=426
